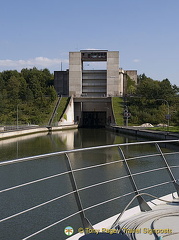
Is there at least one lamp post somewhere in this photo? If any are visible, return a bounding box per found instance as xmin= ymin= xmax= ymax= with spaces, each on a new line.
xmin=124 ymin=105 xmax=131 ymax=127
xmin=156 ymin=99 xmax=170 ymax=130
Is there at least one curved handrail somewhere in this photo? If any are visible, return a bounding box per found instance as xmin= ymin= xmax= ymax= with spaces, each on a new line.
xmin=0 ymin=139 xmax=178 ymax=167
xmin=110 ymin=192 xmax=175 ymax=229
xmin=0 ymin=139 xmax=179 ymax=239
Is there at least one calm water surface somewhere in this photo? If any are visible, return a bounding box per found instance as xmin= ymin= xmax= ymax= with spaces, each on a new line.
xmin=0 ymin=128 xmax=178 ymax=240
xmin=0 ymin=128 xmax=141 ymax=161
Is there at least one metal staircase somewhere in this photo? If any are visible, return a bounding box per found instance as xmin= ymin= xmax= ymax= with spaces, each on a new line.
xmin=47 ymin=96 xmax=62 ymax=126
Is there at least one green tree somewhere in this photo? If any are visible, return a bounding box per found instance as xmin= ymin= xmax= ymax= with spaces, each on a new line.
xmin=127 ymin=76 xmax=136 ymax=95
xmin=128 ymin=74 xmax=179 ymax=126
xmin=136 ymin=78 xmax=160 ymax=99
xmin=19 ymin=77 xmax=27 ymax=100
xmin=6 ymin=76 xmax=20 ymax=102
xmin=0 ymin=67 xmax=57 ymax=125
xmin=47 ymin=86 xmax=57 ymax=102
xmin=159 ymin=79 xmax=176 ymax=99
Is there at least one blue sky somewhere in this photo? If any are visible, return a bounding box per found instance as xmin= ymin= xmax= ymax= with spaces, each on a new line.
xmin=0 ymin=0 xmax=179 ymax=85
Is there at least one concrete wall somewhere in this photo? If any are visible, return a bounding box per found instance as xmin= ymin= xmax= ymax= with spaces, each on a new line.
xmin=0 ymin=128 xmax=48 ymax=139
xmin=125 ymin=70 xmax=137 ymax=83
xmin=69 ymin=52 xmax=82 ymax=97
xmin=73 ymin=97 xmax=115 ymax=126
xmin=69 ymin=51 xmax=123 ymax=97
xmin=54 ymin=71 xmax=69 ymax=96
xmin=81 ymin=101 xmax=115 ymax=125
xmin=54 ymin=50 xmax=137 ymax=98
xmin=123 ymin=70 xmax=137 ymax=94
xmin=74 ymin=102 xmax=82 ymax=124
xmin=110 ymin=126 xmax=179 ymax=141
xmin=82 ymin=102 xmax=107 ymax=111
xmin=58 ymin=97 xmax=75 ymax=125
xmin=119 ymin=69 xmax=124 ymax=96
xmin=107 ymin=51 xmax=120 ymax=96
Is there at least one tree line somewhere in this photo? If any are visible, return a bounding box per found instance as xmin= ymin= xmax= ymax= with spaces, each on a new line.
xmin=0 ymin=67 xmax=57 ymax=125
xmin=126 ymin=74 xmax=179 ymax=126
xmin=0 ymin=68 xmax=178 ymax=126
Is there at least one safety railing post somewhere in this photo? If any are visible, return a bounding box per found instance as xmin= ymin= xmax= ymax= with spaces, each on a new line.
xmin=118 ymin=146 xmax=151 ymax=212
xmin=155 ymin=143 xmax=179 ymax=197
xmin=65 ymin=153 xmax=93 ymax=234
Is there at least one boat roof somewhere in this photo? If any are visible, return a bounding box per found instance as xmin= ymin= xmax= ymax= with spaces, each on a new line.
xmin=70 ymin=192 xmax=179 ymax=240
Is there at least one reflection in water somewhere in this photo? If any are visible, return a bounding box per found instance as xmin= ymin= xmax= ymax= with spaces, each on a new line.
xmin=0 ymin=128 xmax=138 ymax=161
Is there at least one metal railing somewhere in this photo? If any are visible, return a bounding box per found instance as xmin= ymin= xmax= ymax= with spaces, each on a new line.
xmin=1 ymin=125 xmax=41 ymax=132
xmin=47 ymin=96 xmax=62 ymax=126
xmin=0 ymin=140 xmax=179 ymax=239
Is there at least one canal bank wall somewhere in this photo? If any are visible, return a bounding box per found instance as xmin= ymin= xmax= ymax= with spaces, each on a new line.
xmin=109 ymin=126 xmax=179 ymax=140
xmin=0 ymin=124 xmax=178 ymax=141
xmin=0 ymin=125 xmax=78 ymax=140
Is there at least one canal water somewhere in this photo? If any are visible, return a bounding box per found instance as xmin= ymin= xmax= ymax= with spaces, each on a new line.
xmin=0 ymin=128 xmax=139 ymax=161
xmin=0 ymin=128 xmax=178 ymax=240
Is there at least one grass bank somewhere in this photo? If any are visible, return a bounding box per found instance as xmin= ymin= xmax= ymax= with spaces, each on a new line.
xmin=112 ymin=97 xmax=124 ymax=125
xmin=150 ymin=126 xmax=179 ymax=133
xmin=57 ymin=97 xmax=70 ymax=120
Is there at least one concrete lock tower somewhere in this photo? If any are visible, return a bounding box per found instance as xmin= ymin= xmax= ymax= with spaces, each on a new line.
xmin=54 ymin=50 xmax=137 ymax=127
xmin=69 ymin=50 xmax=123 ymax=97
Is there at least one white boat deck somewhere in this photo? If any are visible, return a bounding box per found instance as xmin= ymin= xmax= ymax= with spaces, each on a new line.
xmin=69 ymin=193 xmax=179 ymax=240
xmin=120 ymin=202 xmax=179 ymax=239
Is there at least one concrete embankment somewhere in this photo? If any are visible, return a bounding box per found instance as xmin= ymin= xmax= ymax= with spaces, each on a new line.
xmin=109 ymin=126 xmax=179 ymax=140
xmin=0 ymin=125 xmax=78 ymax=140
